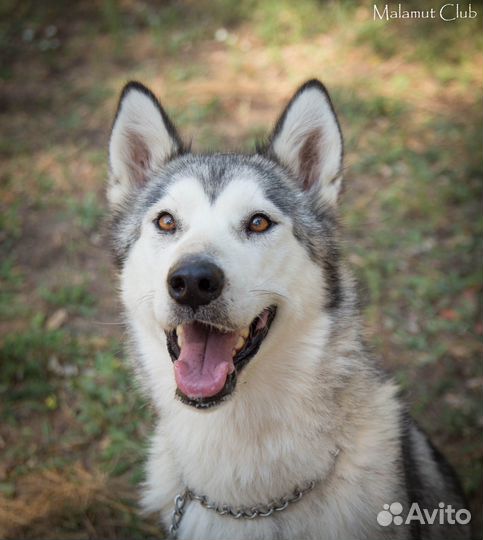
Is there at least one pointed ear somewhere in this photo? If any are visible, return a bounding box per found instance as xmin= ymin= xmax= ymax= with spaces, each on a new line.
xmin=268 ymin=80 xmax=343 ymax=206
xmin=108 ymin=81 xmax=183 ymax=207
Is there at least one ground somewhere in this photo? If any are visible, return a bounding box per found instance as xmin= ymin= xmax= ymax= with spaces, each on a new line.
xmin=0 ymin=1 xmax=482 ymax=538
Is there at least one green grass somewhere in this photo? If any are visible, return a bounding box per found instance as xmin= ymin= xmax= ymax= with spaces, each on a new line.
xmin=0 ymin=258 xmax=26 ymax=319
xmin=0 ymin=314 xmax=154 ymax=535
xmin=40 ymin=283 xmax=96 ymax=316
xmin=0 ymin=200 xmax=22 ymax=246
xmin=173 ymin=97 xmax=224 ymax=128
xmin=1 ymin=318 xmax=80 ymax=410
xmin=67 ymin=193 xmax=104 ymax=233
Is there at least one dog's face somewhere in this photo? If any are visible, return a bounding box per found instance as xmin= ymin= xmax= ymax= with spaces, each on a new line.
xmin=108 ymin=81 xmax=343 ymax=409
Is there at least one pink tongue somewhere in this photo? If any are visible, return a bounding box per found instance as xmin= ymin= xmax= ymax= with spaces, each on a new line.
xmin=174 ymin=323 xmax=238 ymax=399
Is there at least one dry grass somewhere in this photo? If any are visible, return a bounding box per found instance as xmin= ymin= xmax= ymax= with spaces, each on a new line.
xmin=0 ymin=465 xmax=160 ymax=539
xmin=0 ymin=465 xmax=106 ymax=538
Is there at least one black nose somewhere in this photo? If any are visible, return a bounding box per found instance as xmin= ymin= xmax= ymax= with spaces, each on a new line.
xmin=167 ymin=257 xmax=225 ymax=309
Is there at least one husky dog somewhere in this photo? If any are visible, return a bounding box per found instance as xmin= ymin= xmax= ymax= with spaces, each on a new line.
xmin=106 ymin=80 xmax=470 ymax=539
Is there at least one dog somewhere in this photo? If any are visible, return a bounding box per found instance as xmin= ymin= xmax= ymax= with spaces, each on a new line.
xmin=106 ymin=80 xmax=471 ymax=539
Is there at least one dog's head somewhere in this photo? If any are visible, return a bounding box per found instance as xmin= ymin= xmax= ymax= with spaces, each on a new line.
xmin=107 ymin=80 xmax=344 ymax=409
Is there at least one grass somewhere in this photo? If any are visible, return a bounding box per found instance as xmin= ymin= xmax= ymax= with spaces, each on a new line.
xmin=40 ymin=283 xmax=96 ymax=316
xmin=0 ymin=1 xmax=481 ymax=538
xmin=67 ymin=193 xmax=104 ymax=232
xmin=0 ymin=313 xmax=155 ymax=537
xmin=0 ymin=258 xmax=25 ymax=319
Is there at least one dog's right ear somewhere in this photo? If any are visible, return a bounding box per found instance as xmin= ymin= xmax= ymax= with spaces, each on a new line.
xmin=108 ymin=82 xmax=183 ymax=207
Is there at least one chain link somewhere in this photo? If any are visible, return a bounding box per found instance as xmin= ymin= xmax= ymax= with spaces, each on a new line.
xmin=169 ymin=491 xmax=190 ymax=538
xmin=169 ymin=480 xmax=316 ymax=538
xmin=169 ymin=447 xmax=340 ymax=538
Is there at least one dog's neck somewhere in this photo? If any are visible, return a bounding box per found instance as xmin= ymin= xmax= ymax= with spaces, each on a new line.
xmin=144 ymin=312 xmax=358 ymax=506
xmin=168 ymin=447 xmax=341 ymax=538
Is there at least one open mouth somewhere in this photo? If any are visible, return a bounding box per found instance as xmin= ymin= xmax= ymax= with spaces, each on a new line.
xmin=165 ymin=306 xmax=277 ymax=409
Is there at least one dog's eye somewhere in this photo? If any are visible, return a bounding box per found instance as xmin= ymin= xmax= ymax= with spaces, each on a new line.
xmin=156 ymin=212 xmax=177 ymax=233
xmin=247 ymin=214 xmax=272 ymax=234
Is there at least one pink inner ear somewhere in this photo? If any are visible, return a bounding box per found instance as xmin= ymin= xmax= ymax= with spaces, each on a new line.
xmin=298 ymin=129 xmax=322 ymax=190
xmin=126 ymin=130 xmax=151 ymax=185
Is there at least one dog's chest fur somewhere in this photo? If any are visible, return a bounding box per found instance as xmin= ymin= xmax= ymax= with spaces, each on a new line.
xmin=139 ymin=313 xmax=406 ymax=540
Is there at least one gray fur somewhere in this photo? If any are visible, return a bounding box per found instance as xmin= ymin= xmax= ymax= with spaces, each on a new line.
xmin=109 ymin=152 xmax=342 ymax=308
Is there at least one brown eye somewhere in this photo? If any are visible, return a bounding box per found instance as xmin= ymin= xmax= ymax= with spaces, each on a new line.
xmin=248 ymin=214 xmax=272 ymax=234
xmin=157 ymin=212 xmax=176 ymax=233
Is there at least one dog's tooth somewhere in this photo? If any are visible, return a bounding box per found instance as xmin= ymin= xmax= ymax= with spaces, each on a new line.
xmin=177 ymin=325 xmax=184 ymax=335
xmin=235 ymin=336 xmax=245 ymax=351
xmin=178 ymin=333 xmax=185 ymax=348
xmin=240 ymin=327 xmax=249 ymax=338
xmin=232 ymin=349 xmax=236 ymax=357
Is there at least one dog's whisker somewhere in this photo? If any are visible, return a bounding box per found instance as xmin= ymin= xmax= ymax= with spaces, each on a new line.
xmin=136 ymin=291 xmax=155 ymax=306
xmin=132 ymin=292 xmax=156 ymax=314
xmin=90 ymin=320 xmax=125 ymax=326
xmin=249 ymin=289 xmax=288 ymax=301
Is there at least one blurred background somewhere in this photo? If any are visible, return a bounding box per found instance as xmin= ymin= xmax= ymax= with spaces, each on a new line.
xmin=0 ymin=0 xmax=482 ymax=538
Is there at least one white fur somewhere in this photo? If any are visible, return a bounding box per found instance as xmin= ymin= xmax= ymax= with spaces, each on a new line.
xmin=121 ymin=175 xmax=321 ymax=335
xmin=118 ymin=174 xmax=405 ymax=539
xmin=271 ymin=86 xmax=343 ymax=205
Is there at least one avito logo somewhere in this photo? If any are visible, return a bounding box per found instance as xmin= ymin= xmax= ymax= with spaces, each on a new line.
xmin=377 ymin=502 xmax=471 ymax=527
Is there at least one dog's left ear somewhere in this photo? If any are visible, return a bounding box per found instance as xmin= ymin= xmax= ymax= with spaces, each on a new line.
xmin=108 ymin=81 xmax=183 ymax=208
xmin=267 ymin=80 xmax=343 ymax=206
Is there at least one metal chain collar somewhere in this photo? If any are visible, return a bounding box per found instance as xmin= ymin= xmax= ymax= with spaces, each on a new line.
xmin=169 ymin=448 xmax=340 ymax=539
xmin=169 ymin=481 xmax=316 ymax=539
